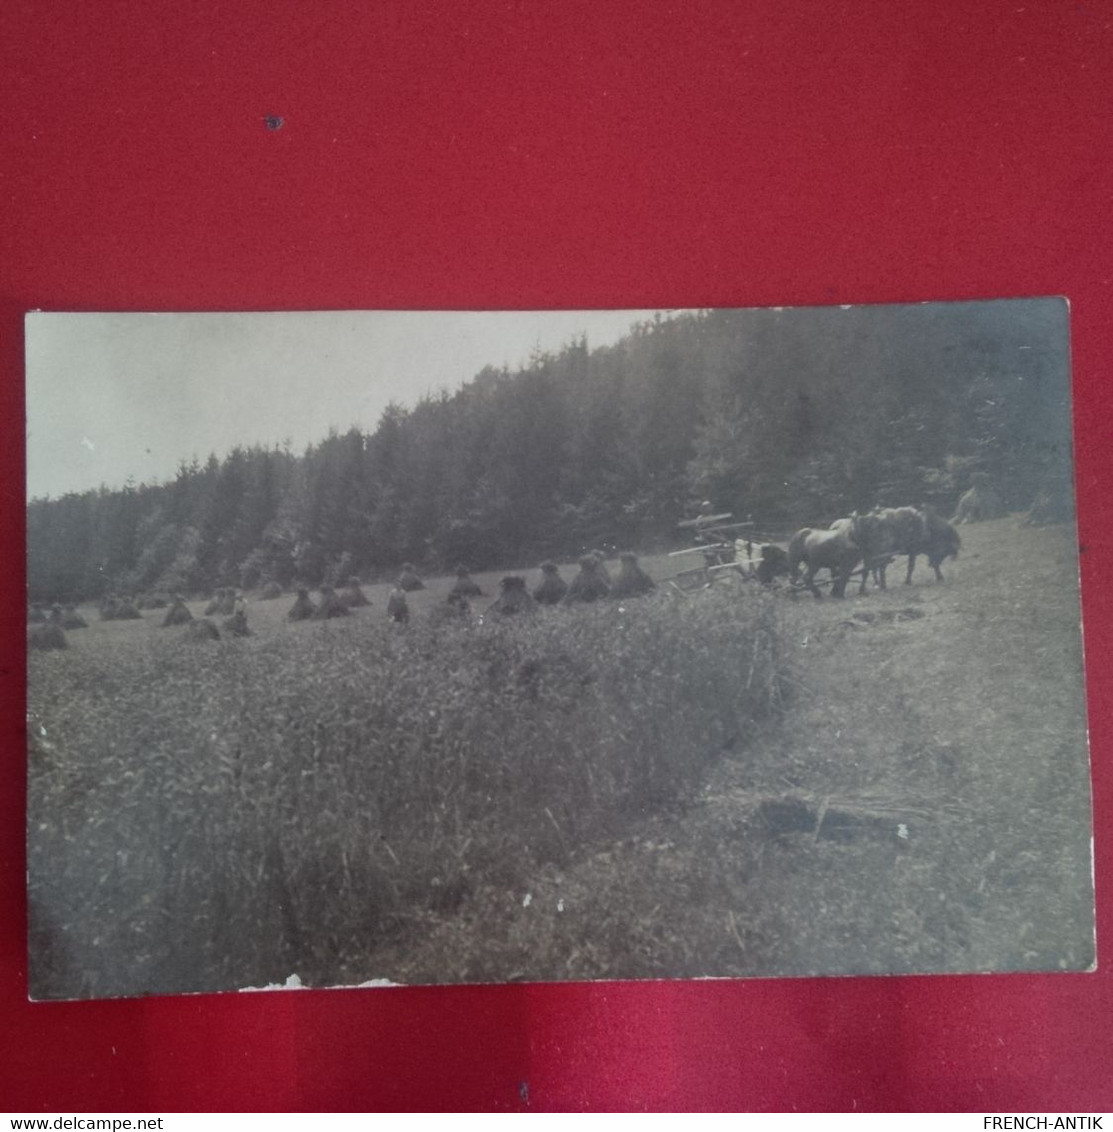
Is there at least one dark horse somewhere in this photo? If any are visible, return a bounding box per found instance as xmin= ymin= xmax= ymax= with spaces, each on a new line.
xmin=789 ymin=512 xmax=879 ymax=598
xmin=907 ymin=504 xmax=961 ymax=583
xmin=864 ymin=506 xmax=930 ymax=589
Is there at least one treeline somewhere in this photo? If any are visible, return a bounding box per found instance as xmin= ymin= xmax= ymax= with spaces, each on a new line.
xmin=27 ymin=302 xmax=1073 ymax=602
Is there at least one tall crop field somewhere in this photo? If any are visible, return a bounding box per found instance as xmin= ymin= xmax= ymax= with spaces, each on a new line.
xmin=28 ymin=585 xmax=783 ymax=998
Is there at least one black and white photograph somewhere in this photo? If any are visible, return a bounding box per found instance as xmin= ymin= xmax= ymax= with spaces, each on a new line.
xmin=25 ymin=300 xmax=1094 ymax=1001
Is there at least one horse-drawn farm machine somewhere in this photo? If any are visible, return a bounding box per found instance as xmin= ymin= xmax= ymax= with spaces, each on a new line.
xmin=668 ymin=510 xmax=789 ymax=593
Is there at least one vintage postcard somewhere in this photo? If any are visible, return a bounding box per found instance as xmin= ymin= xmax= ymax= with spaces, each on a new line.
xmin=25 ymin=300 xmax=1094 ymax=999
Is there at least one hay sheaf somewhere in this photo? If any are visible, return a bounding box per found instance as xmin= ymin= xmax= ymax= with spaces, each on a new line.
xmin=533 ymin=562 xmax=568 ymax=605
xmin=29 ymin=622 xmax=67 ymax=650
xmin=344 ymin=577 xmax=371 ymax=607
xmin=287 ymin=588 xmax=316 ymax=621
xmin=608 ymin=553 xmax=656 ymax=600
xmin=487 ymin=576 xmax=537 ymax=617
xmin=313 ymin=585 xmax=350 ymax=620
xmin=387 ymin=588 xmax=410 ymax=623
xmin=203 ymin=588 xmax=238 ymax=616
xmin=99 ymin=596 xmax=142 ymax=620
xmin=60 ymin=606 xmax=88 ymax=629
xmin=953 ymin=476 xmax=1004 ymax=524
xmin=162 ymin=599 xmax=193 ymax=627
xmin=450 ymin=568 xmax=484 ymax=598
xmin=590 ymin=550 xmax=614 ymax=584
xmin=398 ymin=565 xmax=425 ymax=592
xmin=185 ymin=618 xmax=220 ymax=642
xmin=259 ymin=581 xmax=284 ymax=601
xmin=564 ymin=556 xmax=610 ymax=604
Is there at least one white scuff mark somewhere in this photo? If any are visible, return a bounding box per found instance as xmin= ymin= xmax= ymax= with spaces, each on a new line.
xmin=239 ymin=973 xmax=307 ymax=992
xmin=522 ymin=893 xmax=532 ymax=908
xmin=897 ymin=824 xmax=910 ymax=840
xmin=242 ymin=975 xmax=404 ymax=992
xmin=557 ymin=898 xmax=565 ymax=912
xmin=81 ymin=436 xmax=95 ymax=452
xmin=40 ymin=725 xmax=47 ymax=736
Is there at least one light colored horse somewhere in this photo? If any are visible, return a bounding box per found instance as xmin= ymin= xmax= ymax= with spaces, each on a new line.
xmin=789 ymin=512 xmax=874 ymax=598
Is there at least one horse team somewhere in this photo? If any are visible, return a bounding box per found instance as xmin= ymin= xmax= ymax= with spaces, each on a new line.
xmin=787 ymin=504 xmax=961 ymax=599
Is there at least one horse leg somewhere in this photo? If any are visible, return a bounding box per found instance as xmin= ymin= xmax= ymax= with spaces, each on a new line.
xmin=931 ymin=554 xmax=945 ymax=582
xmin=858 ymin=554 xmax=874 ymax=594
xmin=833 ymin=561 xmax=852 ymax=598
xmin=865 ymin=556 xmax=889 ymax=592
xmin=805 ymin=565 xmax=822 ymax=599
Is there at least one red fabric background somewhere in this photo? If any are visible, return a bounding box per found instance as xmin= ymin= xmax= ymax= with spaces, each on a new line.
xmin=2 ymin=0 xmax=1110 ymax=1112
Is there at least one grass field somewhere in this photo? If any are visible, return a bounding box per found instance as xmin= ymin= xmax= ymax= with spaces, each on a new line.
xmin=26 ymin=521 xmax=1095 ymax=997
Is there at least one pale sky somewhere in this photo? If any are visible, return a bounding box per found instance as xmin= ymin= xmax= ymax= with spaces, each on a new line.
xmin=26 ymin=310 xmax=667 ymax=500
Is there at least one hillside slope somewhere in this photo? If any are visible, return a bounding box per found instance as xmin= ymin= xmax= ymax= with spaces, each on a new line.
xmin=356 ymin=517 xmax=1095 ymax=985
